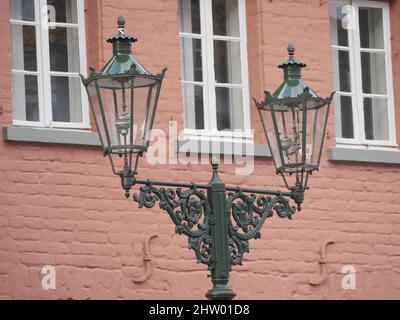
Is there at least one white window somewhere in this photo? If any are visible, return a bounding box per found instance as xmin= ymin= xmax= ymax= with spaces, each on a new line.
xmin=9 ymin=0 xmax=88 ymax=129
xmin=329 ymin=0 xmax=396 ymax=147
xmin=178 ymin=0 xmax=251 ymax=142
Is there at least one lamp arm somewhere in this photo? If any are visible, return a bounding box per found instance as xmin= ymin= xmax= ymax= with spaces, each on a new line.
xmin=134 ymin=178 xmax=295 ymax=197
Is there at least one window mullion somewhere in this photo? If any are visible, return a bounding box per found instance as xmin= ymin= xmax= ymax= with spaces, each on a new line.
xmin=32 ymin=0 xmax=46 ymax=126
xmin=203 ymin=0 xmax=217 ymax=132
xmin=181 ymin=1 xmax=198 ymax=131
xmin=382 ymin=4 xmax=396 ymax=145
xmin=38 ymin=0 xmax=53 ymax=127
xmin=351 ymin=1 xmax=365 ymax=144
xmin=179 ymin=32 xmax=202 ymax=39
xmin=77 ymin=0 xmax=89 ymax=128
xmin=238 ymin=0 xmax=251 ymax=136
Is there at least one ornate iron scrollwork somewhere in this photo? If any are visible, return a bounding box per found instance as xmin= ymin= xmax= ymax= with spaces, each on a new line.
xmin=133 ymin=181 xmax=298 ymax=270
xmin=227 ymin=191 xmax=296 ymax=266
xmin=133 ymin=184 xmax=212 ymax=265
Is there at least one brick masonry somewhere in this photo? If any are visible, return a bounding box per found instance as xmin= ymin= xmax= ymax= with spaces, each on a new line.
xmin=0 ymin=0 xmax=400 ymax=299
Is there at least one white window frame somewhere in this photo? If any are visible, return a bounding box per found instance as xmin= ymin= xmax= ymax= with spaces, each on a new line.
xmin=330 ymin=0 xmax=396 ymax=148
xmin=10 ymin=0 xmax=89 ymax=129
xmin=179 ymin=0 xmax=252 ymax=143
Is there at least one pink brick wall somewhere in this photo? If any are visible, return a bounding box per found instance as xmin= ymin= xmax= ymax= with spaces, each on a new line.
xmin=0 ymin=0 xmax=400 ymax=299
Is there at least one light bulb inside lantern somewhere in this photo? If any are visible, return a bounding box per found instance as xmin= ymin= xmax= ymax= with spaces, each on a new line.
xmin=115 ymin=112 xmax=130 ymax=137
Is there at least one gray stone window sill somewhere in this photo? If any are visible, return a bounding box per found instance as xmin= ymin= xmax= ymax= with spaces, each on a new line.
xmin=177 ymin=139 xmax=271 ymax=157
xmin=327 ymin=147 xmax=400 ymax=165
xmin=3 ymin=126 xmax=101 ymax=147
xmin=3 ymin=127 xmax=272 ymax=157
xmin=6 ymin=128 xmax=399 ymax=165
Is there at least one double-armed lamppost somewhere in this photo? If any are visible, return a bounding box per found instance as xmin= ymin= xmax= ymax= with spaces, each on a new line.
xmin=81 ymin=17 xmax=334 ymax=300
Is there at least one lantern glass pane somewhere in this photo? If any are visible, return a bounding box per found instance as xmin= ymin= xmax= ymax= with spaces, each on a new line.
xmin=260 ymin=105 xmax=282 ymax=170
xmin=304 ymin=100 xmax=330 ymax=168
xmin=143 ymin=80 xmax=162 ymax=147
xmin=96 ymin=77 xmax=156 ymax=153
xmin=86 ymin=82 xmax=108 ymax=149
xmin=86 ymin=75 xmax=159 ymax=154
xmin=87 ymin=75 xmax=161 ymax=174
xmin=269 ymin=104 xmax=304 ymax=172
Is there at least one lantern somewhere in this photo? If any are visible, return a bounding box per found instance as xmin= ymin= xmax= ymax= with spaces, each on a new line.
xmin=81 ymin=16 xmax=166 ymax=197
xmin=255 ymin=44 xmax=334 ymax=193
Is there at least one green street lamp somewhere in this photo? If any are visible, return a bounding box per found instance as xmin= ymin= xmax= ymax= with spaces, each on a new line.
xmin=81 ymin=17 xmax=333 ymax=300
xmin=255 ymin=43 xmax=334 ymax=207
xmin=81 ymin=16 xmax=166 ymax=198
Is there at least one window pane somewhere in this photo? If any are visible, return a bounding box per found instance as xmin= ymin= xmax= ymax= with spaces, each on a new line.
xmin=328 ymin=2 xmax=349 ymax=47
xmin=179 ymin=0 xmax=201 ymax=34
xmin=215 ymin=87 xmax=243 ymax=131
xmin=49 ymin=27 xmax=80 ymax=72
xmin=12 ymin=73 xmax=39 ymax=122
xmin=212 ymin=0 xmax=240 ymax=37
xmin=361 ymin=52 xmax=386 ymax=95
xmin=332 ymin=49 xmax=351 ymax=92
xmin=214 ymin=40 xmax=242 ymax=84
xmin=11 ymin=24 xmax=37 ymax=71
xmin=183 ymin=84 xmax=204 ymax=130
xmin=340 ymin=96 xmax=354 ymax=139
xmin=359 ymin=7 xmax=384 ymax=49
xmin=9 ymin=0 xmax=35 ymax=21
xmin=334 ymin=95 xmax=354 ymax=139
xmin=364 ymin=97 xmax=389 ymax=141
xmin=47 ymin=0 xmax=78 ymax=24
xmin=180 ymin=37 xmax=203 ymax=82
xmin=51 ymin=76 xmax=82 ymax=122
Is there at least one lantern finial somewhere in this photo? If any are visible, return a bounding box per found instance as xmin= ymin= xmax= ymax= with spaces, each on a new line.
xmin=107 ymin=15 xmax=137 ymax=44
xmin=118 ymin=15 xmax=125 ymax=30
xmin=278 ymin=43 xmax=306 ymax=69
xmin=287 ymin=43 xmax=295 ymax=56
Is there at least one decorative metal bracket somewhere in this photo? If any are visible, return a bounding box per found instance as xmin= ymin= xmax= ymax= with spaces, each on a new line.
xmin=133 ymin=183 xmax=212 ymax=265
xmin=227 ymin=190 xmax=296 ymax=266
xmin=131 ymin=163 xmax=303 ymax=300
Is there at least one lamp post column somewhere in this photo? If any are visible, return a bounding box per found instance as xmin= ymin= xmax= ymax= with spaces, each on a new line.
xmin=205 ymin=162 xmax=236 ymax=300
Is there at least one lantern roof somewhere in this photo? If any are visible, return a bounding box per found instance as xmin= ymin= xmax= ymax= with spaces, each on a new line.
xmin=81 ymin=16 xmax=164 ymax=86
xmin=100 ymin=16 xmax=150 ymax=77
xmin=273 ymin=43 xmax=319 ymax=99
xmin=254 ymin=44 xmax=334 ymax=109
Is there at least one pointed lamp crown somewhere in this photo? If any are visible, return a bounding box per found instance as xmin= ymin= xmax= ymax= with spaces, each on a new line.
xmin=106 ymin=16 xmax=138 ymax=46
xmin=99 ymin=16 xmax=149 ymax=77
xmin=273 ymin=43 xmax=318 ymax=99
